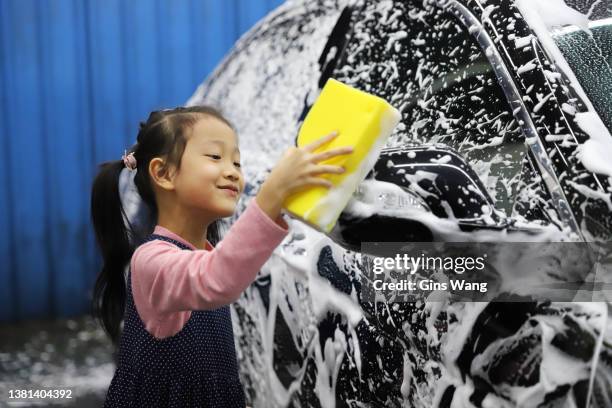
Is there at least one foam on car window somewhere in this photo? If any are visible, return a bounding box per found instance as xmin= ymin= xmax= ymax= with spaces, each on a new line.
xmin=335 ymin=1 xmax=526 ymax=216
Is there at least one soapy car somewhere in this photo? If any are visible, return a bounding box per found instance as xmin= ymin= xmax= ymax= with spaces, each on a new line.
xmin=188 ymin=0 xmax=612 ymax=406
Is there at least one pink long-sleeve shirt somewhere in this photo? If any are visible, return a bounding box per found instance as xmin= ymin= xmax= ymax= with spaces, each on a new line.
xmin=130 ymin=199 xmax=289 ymax=339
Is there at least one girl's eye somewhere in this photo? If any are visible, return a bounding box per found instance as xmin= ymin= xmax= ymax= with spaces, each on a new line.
xmin=206 ymin=154 xmax=222 ymax=160
xmin=234 ymin=162 xmax=241 ymax=168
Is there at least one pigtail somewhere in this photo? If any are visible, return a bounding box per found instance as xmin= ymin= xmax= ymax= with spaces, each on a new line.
xmin=91 ymin=160 xmax=135 ymax=344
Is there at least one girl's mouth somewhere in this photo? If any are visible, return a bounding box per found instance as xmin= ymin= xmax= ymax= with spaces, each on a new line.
xmin=218 ymin=185 xmax=239 ymax=196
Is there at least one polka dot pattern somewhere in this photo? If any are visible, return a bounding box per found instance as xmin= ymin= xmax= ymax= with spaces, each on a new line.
xmin=104 ymin=234 xmax=246 ymax=407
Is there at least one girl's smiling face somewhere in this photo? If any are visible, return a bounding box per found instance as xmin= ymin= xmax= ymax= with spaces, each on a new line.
xmin=172 ymin=116 xmax=244 ymax=218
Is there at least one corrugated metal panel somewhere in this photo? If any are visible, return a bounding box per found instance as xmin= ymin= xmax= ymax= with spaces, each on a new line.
xmin=0 ymin=0 xmax=284 ymax=322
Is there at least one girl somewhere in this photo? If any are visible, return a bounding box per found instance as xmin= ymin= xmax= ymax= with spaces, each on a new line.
xmin=90 ymin=106 xmax=352 ymax=407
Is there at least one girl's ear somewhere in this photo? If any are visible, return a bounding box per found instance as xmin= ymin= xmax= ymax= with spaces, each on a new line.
xmin=149 ymin=157 xmax=176 ymax=191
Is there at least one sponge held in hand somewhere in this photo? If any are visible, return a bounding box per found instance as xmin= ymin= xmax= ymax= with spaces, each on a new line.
xmin=283 ymin=78 xmax=401 ymax=232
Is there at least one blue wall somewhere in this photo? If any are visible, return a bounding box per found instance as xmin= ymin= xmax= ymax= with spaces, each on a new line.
xmin=0 ymin=0 xmax=284 ymax=322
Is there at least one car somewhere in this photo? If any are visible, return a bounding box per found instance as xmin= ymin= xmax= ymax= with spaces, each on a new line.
xmin=187 ymin=0 xmax=612 ymax=406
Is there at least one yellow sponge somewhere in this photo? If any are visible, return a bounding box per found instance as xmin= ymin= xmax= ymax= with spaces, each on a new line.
xmin=283 ymin=78 xmax=401 ymax=232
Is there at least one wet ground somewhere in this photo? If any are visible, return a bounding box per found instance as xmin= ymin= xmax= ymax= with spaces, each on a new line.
xmin=0 ymin=315 xmax=115 ymax=407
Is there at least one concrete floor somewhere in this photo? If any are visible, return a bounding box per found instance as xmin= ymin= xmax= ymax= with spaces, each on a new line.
xmin=0 ymin=315 xmax=115 ymax=407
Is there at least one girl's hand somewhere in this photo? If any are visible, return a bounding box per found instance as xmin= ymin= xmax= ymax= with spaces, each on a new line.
xmin=256 ymin=131 xmax=353 ymax=223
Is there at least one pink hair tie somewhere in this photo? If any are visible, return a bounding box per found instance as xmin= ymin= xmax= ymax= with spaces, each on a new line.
xmin=122 ymin=150 xmax=137 ymax=171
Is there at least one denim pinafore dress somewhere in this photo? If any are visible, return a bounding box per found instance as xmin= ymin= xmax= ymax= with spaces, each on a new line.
xmin=104 ymin=234 xmax=246 ymax=408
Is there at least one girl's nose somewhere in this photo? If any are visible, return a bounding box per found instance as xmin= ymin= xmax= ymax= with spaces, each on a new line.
xmin=223 ymin=166 xmax=240 ymax=181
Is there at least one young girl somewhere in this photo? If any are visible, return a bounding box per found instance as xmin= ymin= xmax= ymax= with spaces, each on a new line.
xmin=90 ymin=106 xmax=352 ymax=407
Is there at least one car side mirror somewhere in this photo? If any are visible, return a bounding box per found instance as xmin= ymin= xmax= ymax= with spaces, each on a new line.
xmin=373 ymin=144 xmax=502 ymax=222
xmin=329 ymin=144 xmax=534 ymax=250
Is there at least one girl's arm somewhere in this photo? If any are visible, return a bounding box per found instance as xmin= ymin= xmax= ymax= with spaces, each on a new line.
xmin=132 ymin=198 xmax=288 ymax=313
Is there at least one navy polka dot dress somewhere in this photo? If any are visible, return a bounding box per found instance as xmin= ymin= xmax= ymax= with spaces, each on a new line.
xmin=104 ymin=234 xmax=247 ymax=408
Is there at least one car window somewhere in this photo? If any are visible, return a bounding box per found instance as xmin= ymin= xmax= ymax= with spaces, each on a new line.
xmin=335 ymin=1 xmax=527 ymax=216
xmin=552 ymin=20 xmax=612 ymax=133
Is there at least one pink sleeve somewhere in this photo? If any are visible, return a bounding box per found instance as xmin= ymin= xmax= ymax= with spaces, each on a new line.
xmin=131 ymin=199 xmax=288 ymax=314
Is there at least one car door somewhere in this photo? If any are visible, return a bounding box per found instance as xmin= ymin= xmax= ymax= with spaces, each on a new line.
xmin=323 ymin=0 xmax=612 ymax=407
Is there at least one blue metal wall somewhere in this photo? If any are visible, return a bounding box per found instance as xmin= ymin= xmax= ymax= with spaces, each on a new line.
xmin=0 ymin=0 xmax=284 ymax=322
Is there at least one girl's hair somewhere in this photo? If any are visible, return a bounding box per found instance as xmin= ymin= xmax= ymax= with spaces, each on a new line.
xmin=90 ymin=105 xmax=234 ymax=344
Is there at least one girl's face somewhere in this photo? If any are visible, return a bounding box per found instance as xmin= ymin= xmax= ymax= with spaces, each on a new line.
xmin=172 ymin=117 xmax=244 ymax=218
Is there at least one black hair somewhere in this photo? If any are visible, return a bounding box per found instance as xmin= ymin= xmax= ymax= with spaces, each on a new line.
xmin=90 ymin=105 xmax=234 ymax=344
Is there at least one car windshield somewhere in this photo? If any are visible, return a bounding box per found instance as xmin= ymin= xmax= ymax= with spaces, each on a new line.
xmin=552 ymin=18 xmax=612 ymax=133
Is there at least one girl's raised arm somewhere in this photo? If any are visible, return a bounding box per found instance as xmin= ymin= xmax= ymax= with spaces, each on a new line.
xmin=132 ymin=198 xmax=287 ymax=315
